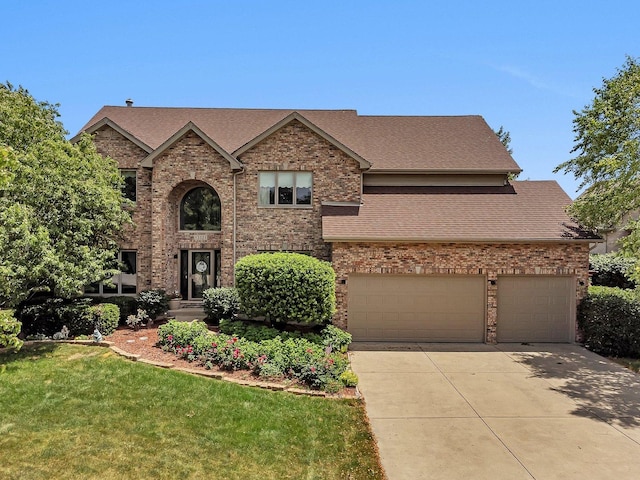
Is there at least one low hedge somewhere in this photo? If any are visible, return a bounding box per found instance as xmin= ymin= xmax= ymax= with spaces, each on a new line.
xmin=578 ymin=286 xmax=640 ymax=357
xmin=157 ymin=319 xmax=353 ymax=391
xmin=14 ymin=297 xmax=119 ymax=338
xmin=589 ymin=253 xmax=637 ymax=289
xmin=15 ymin=297 xmax=92 ymax=337
xmin=218 ymin=320 xmax=352 ymax=352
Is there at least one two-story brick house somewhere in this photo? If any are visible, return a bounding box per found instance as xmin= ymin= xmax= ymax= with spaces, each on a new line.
xmin=75 ymin=105 xmax=594 ymax=343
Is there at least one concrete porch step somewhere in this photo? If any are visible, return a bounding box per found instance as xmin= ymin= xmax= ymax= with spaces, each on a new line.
xmin=168 ymin=307 xmax=207 ymax=322
xmin=179 ymin=300 xmax=204 ymax=308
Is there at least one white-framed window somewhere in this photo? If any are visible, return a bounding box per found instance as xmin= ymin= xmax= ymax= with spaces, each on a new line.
xmin=259 ymin=171 xmax=312 ymax=207
xmin=85 ymin=251 xmax=137 ymax=295
xmin=121 ymin=170 xmax=137 ymax=202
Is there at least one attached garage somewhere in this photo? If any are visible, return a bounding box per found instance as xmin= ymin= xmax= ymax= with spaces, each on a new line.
xmin=347 ymin=274 xmax=486 ymax=342
xmin=497 ymin=276 xmax=574 ymax=343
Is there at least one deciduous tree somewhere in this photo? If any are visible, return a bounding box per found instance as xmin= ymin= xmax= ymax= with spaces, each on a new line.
xmin=0 ymin=83 xmax=131 ymax=307
xmin=555 ymin=57 xmax=640 ymax=253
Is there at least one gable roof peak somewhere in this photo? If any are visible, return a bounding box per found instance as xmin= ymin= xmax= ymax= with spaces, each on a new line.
xmin=140 ymin=121 xmax=242 ymax=170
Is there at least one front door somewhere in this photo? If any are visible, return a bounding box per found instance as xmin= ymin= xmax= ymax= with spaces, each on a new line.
xmin=180 ymin=250 xmax=220 ymax=299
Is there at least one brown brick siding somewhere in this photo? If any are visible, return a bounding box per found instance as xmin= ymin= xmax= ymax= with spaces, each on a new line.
xmin=150 ymin=131 xmax=235 ymax=292
xmin=90 ymin=121 xmax=590 ymax=344
xmin=331 ymin=242 xmax=591 ymax=342
xmin=92 ymin=121 xmax=363 ymax=296
xmin=92 ymin=126 xmax=153 ymax=290
xmin=235 ymin=120 xmax=362 ymax=262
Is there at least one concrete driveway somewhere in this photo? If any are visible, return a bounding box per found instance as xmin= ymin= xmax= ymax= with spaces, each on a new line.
xmin=350 ymin=343 xmax=640 ymax=480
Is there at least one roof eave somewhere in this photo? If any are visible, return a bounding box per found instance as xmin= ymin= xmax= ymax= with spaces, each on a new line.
xmin=70 ymin=117 xmax=153 ymax=153
xmin=365 ymin=168 xmax=523 ymax=175
xmin=322 ymin=236 xmax=597 ymax=243
xmin=233 ymin=111 xmax=371 ymax=170
xmin=140 ymin=121 xmax=243 ymax=170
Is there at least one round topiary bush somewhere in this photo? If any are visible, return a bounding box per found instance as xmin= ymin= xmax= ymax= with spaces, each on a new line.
xmin=95 ymin=295 xmax=137 ymax=325
xmin=235 ymin=252 xmax=336 ymax=325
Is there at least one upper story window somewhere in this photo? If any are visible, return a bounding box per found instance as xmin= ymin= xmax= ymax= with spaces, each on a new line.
xmin=121 ymin=170 xmax=137 ymax=202
xmin=259 ymin=171 xmax=312 ymax=207
xmin=180 ymin=186 xmax=221 ymax=231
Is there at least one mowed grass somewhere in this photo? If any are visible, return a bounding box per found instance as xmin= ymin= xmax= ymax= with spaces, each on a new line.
xmin=0 ymin=344 xmax=384 ymax=480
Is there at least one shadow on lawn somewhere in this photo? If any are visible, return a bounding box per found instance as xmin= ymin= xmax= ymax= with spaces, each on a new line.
xmin=509 ymin=346 xmax=640 ymax=427
xmin=0 ymin=341 xmax=59 ymax=364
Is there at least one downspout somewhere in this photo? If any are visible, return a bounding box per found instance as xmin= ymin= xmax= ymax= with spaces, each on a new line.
xmin=232 ymin=167 xmax=244 ymax=285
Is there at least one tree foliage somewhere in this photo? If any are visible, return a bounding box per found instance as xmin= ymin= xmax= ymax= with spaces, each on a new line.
xmin=495 ymin=125 xmax=519 ymax=179
xmin=0 ymin=83 xmax=131 ymax=307
xmin=555 ymin=56 xmax=640 ymax=243
xmin=494 ymin=125 xmax=513 ymax=155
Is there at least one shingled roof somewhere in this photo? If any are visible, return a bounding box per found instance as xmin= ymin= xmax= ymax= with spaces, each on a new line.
xmin=322 ymin=181 xmax=594 ymax=242
xmin=77 ymin=106 xmax=521 ymax=173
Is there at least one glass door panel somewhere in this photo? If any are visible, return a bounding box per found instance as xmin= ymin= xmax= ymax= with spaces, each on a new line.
xmin=190 ymin=251 xmax=212 ymax=299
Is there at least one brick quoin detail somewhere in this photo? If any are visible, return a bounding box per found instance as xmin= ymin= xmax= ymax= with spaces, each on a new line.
xmin=331 ymin=242 xmax=590 ymax=343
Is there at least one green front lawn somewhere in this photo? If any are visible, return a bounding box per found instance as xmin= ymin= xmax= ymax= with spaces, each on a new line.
xmin=0 ymin=344 xmax=384 ymax=480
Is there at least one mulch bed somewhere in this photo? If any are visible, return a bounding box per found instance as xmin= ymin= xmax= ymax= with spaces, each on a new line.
xmin=104 ymin=321 xmax=357 ymax=398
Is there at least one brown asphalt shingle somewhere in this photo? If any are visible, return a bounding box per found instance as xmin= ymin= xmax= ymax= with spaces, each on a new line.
xmin=322 ymin=181 xmax=592 ymax=242
xmin=79 ymin=106 xmax=520 ymax=173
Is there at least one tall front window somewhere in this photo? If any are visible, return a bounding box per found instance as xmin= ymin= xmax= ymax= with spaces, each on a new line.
xmin=121 ymin=170 xmax=137 ymax=202
xmin=180 ymin=186 xmax=221 ymax=231
xmin=259 ymin=171 xmax=312 ymax=207
xmin=86 ymin=251 xmax=137 ymax=295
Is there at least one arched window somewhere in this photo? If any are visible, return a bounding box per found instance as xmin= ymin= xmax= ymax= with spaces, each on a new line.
xmin=180 ymin=186 xmax=221 ymax=231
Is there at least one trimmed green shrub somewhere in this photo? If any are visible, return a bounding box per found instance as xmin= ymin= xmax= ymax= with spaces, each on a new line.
xmin=66 ymin=303 xmax=118 ymax=336
xmin=590 ymin=253 xmax=637 ymax=289
xmin=157 ymin=320 xmax=211 ymax=353
xmin=235 ymin=252 xmax=336 ymax=325
xmin=89 ymin=304 xmax=119 ymax=335
xmin=218 ymin=319 xmax=350 ymax=350
xmin=578 ymin=286 xmax=640 ymax=357
xmin=203 ymin=287 xmax=240 ymax=324
xmin=95 ymin=296 xmax=137 ymax=325
xmin=16 ymin=297 xmax=92 ymax=337
xmin=137 ymin=289 xmax=169 ymax=319
xmin=0 ymin=309 xmax=23 ymax=350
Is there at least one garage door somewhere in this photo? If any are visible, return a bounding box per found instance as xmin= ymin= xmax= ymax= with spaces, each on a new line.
xmin=347 ymin=274 xmax=485 ymax=342
xmin=497 ymin=276 xmax=574 ymax=343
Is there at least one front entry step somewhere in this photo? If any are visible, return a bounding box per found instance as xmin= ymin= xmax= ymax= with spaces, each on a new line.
xmin=179 ymin=300 xmax=204 ymax=309
xmin=169 ymin=307 xmax=207 ymax=322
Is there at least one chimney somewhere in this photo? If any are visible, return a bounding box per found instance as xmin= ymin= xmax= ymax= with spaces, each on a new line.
xmin=125 ymin=99 xmax=133 ymax=107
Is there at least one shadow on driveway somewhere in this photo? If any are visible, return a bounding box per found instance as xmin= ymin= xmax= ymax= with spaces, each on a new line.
xmin=497 ymin=344 xmax=640 ymax=428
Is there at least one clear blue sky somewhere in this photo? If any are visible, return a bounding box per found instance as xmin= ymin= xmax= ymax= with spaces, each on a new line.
xmin=2 ymin=0 xmax=638 ymax=197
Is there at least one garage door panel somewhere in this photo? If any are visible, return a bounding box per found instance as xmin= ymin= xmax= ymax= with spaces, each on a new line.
xmin=497 ymin=276 xmax=573 ymax=343
xmin=348 ymin=274 xmax=485 ymax=342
